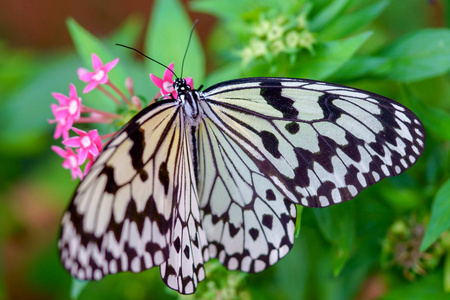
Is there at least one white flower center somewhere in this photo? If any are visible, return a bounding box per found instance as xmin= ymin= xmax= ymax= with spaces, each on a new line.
xmin=68 ymin=100 xmax=78 ymax=115
xmin=68 ymin=155 xmax=77 ymax=168
xmin=92 ymin=70 xmax=105 ymax=81
xmin=163 ymin=81 xmax=174 ymax=92
xmin=81 ymin=136 xmax=91 ymax=148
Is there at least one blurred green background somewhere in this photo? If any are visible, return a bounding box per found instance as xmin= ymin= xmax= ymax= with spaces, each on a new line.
xmin=1 ymin=0 xmax=450 ymax=299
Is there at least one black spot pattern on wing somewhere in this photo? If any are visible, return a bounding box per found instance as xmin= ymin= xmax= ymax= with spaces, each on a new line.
xmin=129 ymin=127 xmax=146 ymax=170
xmin=285 ymin=122 xmax=299 ymax=134
xmin=318 ymin=93 xmax=341 ymax=121
xmin=260 ymin=80 xmax=298 ymax=119
xmin=103 ymin=165 xmax=119 ymax=194
xmin=159 ymin=162 xmax=170 ymax=194
xmin=260 ymin=130 xmax=281 ymax=158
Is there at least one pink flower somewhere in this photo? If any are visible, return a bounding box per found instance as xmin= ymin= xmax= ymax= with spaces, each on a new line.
xmin=49 ymin=84 xmax=82 ymax=139
xmin=83 ymin=153 xmax=96 ymax=176
xmin=52 ymin=146 xmax=84 ymax=180
xmin=62 ymin=128 xmax=102 ymax=164
xmin=78 ymin=53 xmax=119 ymax=93
xmin=48 ymin=107 xmax=73 ymax=140
xmin=150 ymin=63 xmax=193 ymax=99
xmin=52 ymin=83 xmax=82 ymax=120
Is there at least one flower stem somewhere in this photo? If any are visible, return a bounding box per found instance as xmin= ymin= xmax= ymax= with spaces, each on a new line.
xmin=107 ymin=82 xmax=132 ymax=106
xmin=81 ymin=105 xmax=122 ymax=119
xmin=100 ymin=132 xmax=118 ymax=142
xmin=97 ymin=85 xmax=122 ymax=106
xmin=76 ymin=117 xmax=114 ymax=124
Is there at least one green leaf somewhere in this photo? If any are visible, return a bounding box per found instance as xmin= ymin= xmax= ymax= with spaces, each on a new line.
xmin=445 ymin=0 xmax=450 ymax=28
xmin=312 ymin=201 xmax=355 ymax=276
xmin=70 ymin=279 xmax=89 ymax=299
xmin=203 ymin=61 xmax=242 ymax=87
xmin=403 ymin=87 xmax=450 ymax=142
xmin=310 ymin=0 xmax=350 ymax=32
xmin=190 ymin=0 xmax=248 ymax=20
xmin=420 ymin=179 xmax=450 ymax=251
xmin=146 ymin=0 xmax=205 ymax=83
xmin=328 ymin=55 xmax=388 ymax=82
xmin=444 ymin=252 xmax=450 ymax=293
xmin=295 ymin=206 xmax=304 ymax=238
xmin=293 ymin=31 xmax=372 ymax=80
xmin=378 ymin=28 xmax=450 ymax=82
xmin=66 ymin=18 xmax=127 ymax=91
xmin=380 ymin=272 xmax=449 ymax=300
xmin=108 ymin=14 xmax=144 ymax=47
xmin=318 ymin=0 xmax=389 ymax=40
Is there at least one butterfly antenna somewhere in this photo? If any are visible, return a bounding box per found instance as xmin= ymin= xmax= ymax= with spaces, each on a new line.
xmin=115 ymin=43 xmax=178 ymax=78
xmin=180 ymin=19 xmax=198 ymax=79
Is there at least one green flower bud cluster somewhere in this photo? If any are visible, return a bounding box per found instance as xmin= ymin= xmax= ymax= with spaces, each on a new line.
xmin=240 ymin=13 xmax=315 ymax=65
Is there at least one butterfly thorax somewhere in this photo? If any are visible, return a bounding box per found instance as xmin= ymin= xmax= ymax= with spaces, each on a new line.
xmin=174 ymin=78 xmax=202 ymax=126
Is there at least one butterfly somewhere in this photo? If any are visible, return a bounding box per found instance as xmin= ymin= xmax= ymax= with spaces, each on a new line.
xmin=58 ymin=75 xmax=425 ymax=294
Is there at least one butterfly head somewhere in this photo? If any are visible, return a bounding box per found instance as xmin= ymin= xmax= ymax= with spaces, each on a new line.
xmin=174 ymin=78 xmax=191 ymax=96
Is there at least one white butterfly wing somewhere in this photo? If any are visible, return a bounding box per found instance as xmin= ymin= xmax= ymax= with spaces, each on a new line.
xmin=200 ymin=78 xmax=425 ymax=208
xmin=58 ymin=100 xmax=208 ymax=294
xmin=197 ymin=115 xmax=297 ymax=272
xmin=197 ymin=77 xmax=424 ymax=272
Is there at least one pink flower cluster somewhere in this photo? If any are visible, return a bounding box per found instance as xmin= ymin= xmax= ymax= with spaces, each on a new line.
xmin=50 ymin=54 xmax=193 ymax=180
xmin=50 ymin=54 xmax=120 ymax=180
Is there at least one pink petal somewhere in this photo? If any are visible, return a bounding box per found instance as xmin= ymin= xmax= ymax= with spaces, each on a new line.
xmin=69 ymin=84 xmax=78 ymax=99
xmin=91 ymin=53 xmax=103 ymax=69
xmin=87 ymin=129 xmax=98 ymax=139
xmin=54 ymin=121 xmax=71 ymax=140
xmin=52 ymin=92 xmax=70 ymax=105
xmin=71 ymin=127 xmax=86 ymax=135
xmin=150 ymin=74 xmax=163 ymax=88
xmin=61 ymin=127 xmax=70 ymax=140
xmin=185 ymin=77 xmax=194 ymax=89
xmin=77 ymin=68 xmax=91 ymax=82
xmin=99 ymin=74 xmax=109 ymax=84
xmin=62 ymin=136 xmax=82 ymax=147
xmin=95 ymin=138 xmax=103 ymax=151
xmin=83 ymin=81 xmax=99 ymax=93
xmin=84 ymin=160 xmax=94 ymax=175
xmin=53 ymin=127 xmax=62 ymax=139
xmin=163 ymin=63 xmax=175 ymax=83
xmin=52 ymin=107 xmax=69 ymax=121
xmin=65 ymin=116 xmax=75 ymax=129
xmin=89 ymin=144 xmax=99 ymax=157
xmin=62 ymin=160 xmax=71 ymax=169
xmin=77 ymin=148 xmax=88 ymax=165
xmin=103 ymin=58 xmax=119 ymax=73
xmin=50 ymin=103 xmax=61 ymax=115
xmin=51 ymin=146 xmax=67 ymax=158
xmin=70 ymin=166 xmax=83 ymax=180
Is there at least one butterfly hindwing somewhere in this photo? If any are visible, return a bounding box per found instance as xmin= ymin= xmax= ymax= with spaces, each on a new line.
xmin=200 ymin=77 xmax=425 ymax=208
xmin=159 ymin=114 xmax=209 ymax=293
xmin=197 ymin=116 xmax=297 ymax=273
xmin=59 ymin=100 xmax=208 ymax=294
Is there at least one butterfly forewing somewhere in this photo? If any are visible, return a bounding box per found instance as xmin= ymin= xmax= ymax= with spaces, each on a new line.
xmin=59 ymin=100 xmax=208 ymax=294
xmin=200 ymin=78 xmax=425 ymax=208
